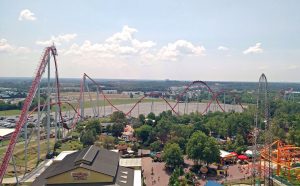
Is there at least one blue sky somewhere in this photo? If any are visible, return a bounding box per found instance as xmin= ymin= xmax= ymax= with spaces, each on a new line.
xmin=0 ymin=0 xmax=300 ymax=82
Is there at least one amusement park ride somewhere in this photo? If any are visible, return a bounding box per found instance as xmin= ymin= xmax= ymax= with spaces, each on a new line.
xmin=0 ymin=46 xmax=299 ymax=185
xmin=250 ymin=74 xmax=300 ymax=185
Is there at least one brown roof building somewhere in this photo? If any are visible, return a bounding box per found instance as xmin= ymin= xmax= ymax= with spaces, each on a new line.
xmin=32 ymin=145 xmax=136 ymax=186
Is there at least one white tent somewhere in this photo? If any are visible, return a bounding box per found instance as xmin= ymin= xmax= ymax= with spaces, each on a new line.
xmin=0 ymin=128 xmax=15 ymax=138
xmin=220 ymin=150 xmax=230 ymax=158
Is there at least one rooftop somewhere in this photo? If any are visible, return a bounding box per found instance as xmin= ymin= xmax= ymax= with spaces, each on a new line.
xmin=119 ymin=158 xmax=142 ymax=168
xmin=53 ymin=150 xmax=77 ymax=162
xmin=0 ymin=128 xmax=15 ymax=137
xmin=32 ymin=145 xmax=135 ymax=186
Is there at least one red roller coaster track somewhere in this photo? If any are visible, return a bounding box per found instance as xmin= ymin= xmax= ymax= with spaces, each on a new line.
xmin=170 ymin=80 xmax=225 ymax=114
xmin=214 ymin=90 xmax=245 ymax=111
xmin=0 ymin=46 xmax=64 ymax=182
xmin=0 ymin=47 xmax=244 ymax=182
xmin=82 ymin=75 xmax=226 ymax=116
xmin=0 ymin=47 xmax=56 ymax=183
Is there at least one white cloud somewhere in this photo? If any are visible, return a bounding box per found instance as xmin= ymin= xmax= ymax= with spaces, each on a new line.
xmin=243 ymin=43 xmax=263 ymax=54
xmin=64 ymin=26 xmax=205 ymax=62
xmin=18 ymin=9 xmax=37 ymax=21
xmin=36 ymin=33 xmax=77 ymax=46
xmin=157 ymin=40 xmax=205 ymax=61
xmin=0 ymin=39 xmax=14 ymax=52
xmin=132 ymin=39 xmax=156 ymax=49
xmin=218 ymin=46 xmax=229 ymax=51
xmin=0 ymin=39 xmax=31 ymax=54
xmin=106 ymin=25 xmax=137 ymax=43
xmin=64 ymin=25 xmax=156 ymax=59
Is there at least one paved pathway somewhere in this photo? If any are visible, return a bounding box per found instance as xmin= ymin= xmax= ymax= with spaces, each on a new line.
xmin=142 ymin=157 xmax=170 ymax=186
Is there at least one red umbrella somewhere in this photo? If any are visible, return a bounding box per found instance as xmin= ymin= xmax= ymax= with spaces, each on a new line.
xmin=230 ymin=152 xmax=238 ymax=156
xmin=238 ymin=155 xmax=248 ymax=160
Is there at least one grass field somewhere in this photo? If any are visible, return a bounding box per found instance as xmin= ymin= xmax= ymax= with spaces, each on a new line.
xmin=0 ymin=109 xmax=22 ymax=116
xmin=2 ymin=138 xmax=55 ymax=177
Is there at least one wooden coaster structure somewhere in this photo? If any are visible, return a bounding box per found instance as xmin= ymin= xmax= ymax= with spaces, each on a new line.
xmin=260 ymin=140 xmax=300 ymax=182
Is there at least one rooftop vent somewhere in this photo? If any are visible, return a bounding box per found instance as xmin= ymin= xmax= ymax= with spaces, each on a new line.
xmin=74 ymin=146 xmax=99 ymax=165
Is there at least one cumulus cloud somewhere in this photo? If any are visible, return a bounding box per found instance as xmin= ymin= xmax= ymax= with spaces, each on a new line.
xmin=157 ymin=40 xmax=205 ymax=61
xmin=63 ymin=26 xmax=205 ymax=62
xmin=218 ymin=46 xmax=229 ymax=51
xmin=106 ymin=25 xmax=137 ymax=43
xmin=36 ymin=33 xmax=77 ymax=46
xmin=243 ymin=43 xmax=263 ymax=54
xmin=64 ymin=25 xmax=156 ymax=58
xmin=0 ymin=39 xmax=14 ymax=52
xmin=18 ymin=9 xmax=36 ymax=21
xmin=0 ymin=38 xmax=31 ymax=54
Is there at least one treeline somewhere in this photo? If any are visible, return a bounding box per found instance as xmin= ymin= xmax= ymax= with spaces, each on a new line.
xmin=0 ymin=94 xmax=47 ymax=111
xmin=0 ymin=101 xmax=19 ymax=111
xmin=133 ymin=99 xmax=300 ymax=166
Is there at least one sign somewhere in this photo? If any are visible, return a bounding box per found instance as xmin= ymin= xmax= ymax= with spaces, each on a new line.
xmin=71 ymin=172 xmax=89 ymax=180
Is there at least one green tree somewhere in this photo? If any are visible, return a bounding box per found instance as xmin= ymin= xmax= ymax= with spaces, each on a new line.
xmin=111 ymin=123 xmax=124 ymax=137
xmin=186 ymin=131 xmax=220 ymax=165
xmin=76 ymin=122 xmax=85 ymax=133
xmin=234 ymin=134 xmax=245 ymax=148
xmin=287 ymin=128 xmax=300 ymax=146
xmin=105 ymin=124 xmax=112 ymax=133
xmin=168 ymin=167 xmax=181 ymax=186
xmin=150 ymin=141 xmax=162 ymax=152
xmin=85 ymin=119 xmax=101 ymax=134
xmin=155 ymin=118 xmax=172 ymax=143
xmin=132 ymin=142 xmax=140 ymax=152
xmin=162 ymin=143 xmax=183 ymax=168
xmin=169 ymin=137 xmax=186 ymax=153
xmin=147 ymin=112 xmax=156 ymax=120
xmin=54 ymin=141 xmax=62 ymax=151
xmin=135 ymin=124 xmax=152 ymax=144
xmin=102 ymin=135 xmax=115 ymax=149
xmin=80 ymin=130 xmax=96 ymax=147
xmin=110 ymin=111 xmax=126 ymax=123
xmin=138 ymin=114 xmax=145 ymax=124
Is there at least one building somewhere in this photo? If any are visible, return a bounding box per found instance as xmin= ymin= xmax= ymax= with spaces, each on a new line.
xmin=121 ymin=91 xmax=144 ymax=96
xmin=121 ymin=125 xmax=134 ymax=142
xmin=119 ymin=158 xmax=141 ymax=170
xmin=33 ymin=145 xmax=141 ymax=186
xmin=102 ymin=90 xmax=118 ymax=94
xmin=137 ymin=149 xmax=150 ymax=157
xmin=0 ymin=128 xmax=15 ymax=141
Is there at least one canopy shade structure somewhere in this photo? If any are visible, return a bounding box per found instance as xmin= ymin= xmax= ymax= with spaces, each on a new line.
xmin=237 ymin=155 xmax=248 ymax=160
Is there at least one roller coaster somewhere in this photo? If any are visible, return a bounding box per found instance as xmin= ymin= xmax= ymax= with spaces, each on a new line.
xmin=260 ymin=140 xmax=300 ymax=181
xmin=0 ymin=45 xmax=295 ymax=184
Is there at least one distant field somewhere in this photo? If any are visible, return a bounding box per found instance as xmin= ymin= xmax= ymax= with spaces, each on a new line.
xmin=59 ymin=92 xmax=132 ymax=101
xmin=0 ymin=109 xmax=21 ymax=116
xmin=0 ymin=98 xmax=163 ymax=116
